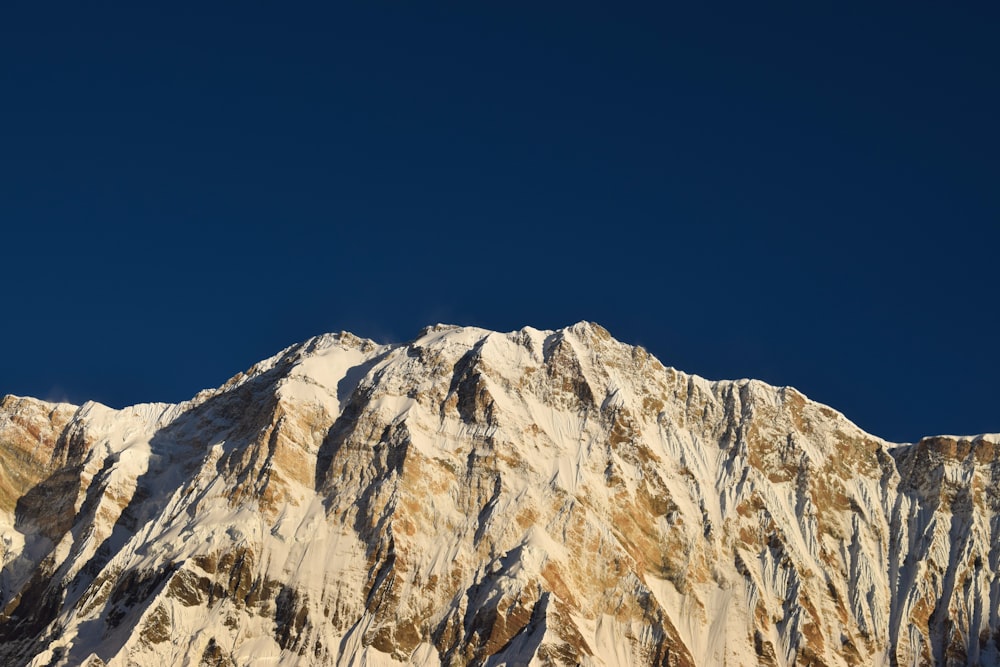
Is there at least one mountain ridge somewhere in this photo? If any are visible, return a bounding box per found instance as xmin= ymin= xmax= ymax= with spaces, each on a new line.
xmin=1 ymin=322 xmax=998 ymax=666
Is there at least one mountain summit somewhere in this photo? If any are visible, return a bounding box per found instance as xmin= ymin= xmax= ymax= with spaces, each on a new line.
xmin=1 ymin=323 xmax=997 ymax=666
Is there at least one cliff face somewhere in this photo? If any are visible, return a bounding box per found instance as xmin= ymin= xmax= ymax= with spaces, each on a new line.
xmin=0 ymin=323 xmax=997 ymax=666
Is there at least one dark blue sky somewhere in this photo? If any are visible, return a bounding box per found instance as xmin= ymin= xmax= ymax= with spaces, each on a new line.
xmin=2 ymin=3 xmax=997 ymax=442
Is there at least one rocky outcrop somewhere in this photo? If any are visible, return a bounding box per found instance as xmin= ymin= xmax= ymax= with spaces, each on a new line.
xmin=0 ymin=323 xmax=996 ymax=666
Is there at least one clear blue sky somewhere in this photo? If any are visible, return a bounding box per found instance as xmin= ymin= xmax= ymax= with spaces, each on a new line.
xmin=2 ymin=3 xmax=997 ymax=442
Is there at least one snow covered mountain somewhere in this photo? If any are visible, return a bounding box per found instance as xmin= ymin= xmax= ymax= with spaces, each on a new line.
xmin=1 ymin=322 xmax=997 ymax=666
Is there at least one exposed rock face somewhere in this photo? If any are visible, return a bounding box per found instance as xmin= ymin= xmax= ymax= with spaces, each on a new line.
xmin=0 ymin=323 xmax=997 ymax=666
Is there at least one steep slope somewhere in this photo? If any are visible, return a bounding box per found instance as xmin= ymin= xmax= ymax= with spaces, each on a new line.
xmin=0 ymin=323 xmax=997 ymax=666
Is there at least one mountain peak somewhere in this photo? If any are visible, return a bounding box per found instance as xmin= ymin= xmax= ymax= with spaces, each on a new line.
xmin=1 ymin=323 xmax=997 ymax=666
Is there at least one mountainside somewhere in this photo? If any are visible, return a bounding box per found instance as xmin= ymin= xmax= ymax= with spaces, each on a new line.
xmin=1 ymin=322 xmax=998 ymax=666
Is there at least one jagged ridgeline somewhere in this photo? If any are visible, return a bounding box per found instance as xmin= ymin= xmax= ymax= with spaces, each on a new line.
xmin=1 ymin=322 xmax=998 ymax=666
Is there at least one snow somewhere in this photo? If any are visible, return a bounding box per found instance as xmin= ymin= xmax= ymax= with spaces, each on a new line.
xmin=2 ymin=322 xmax=998 ymax=666
xmin=278 ymin=335 xmax=388 ymax=417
